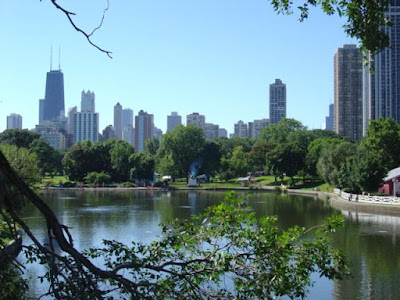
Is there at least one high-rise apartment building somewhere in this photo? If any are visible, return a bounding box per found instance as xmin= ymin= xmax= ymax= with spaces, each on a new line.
xmin=325 ymin=103 xmax=334 ymax=131
xmin=218 ymin=128 xmax=228 ymax=138
xmin=67 ymin=106 xmax=78 ymax=135
xmin=167 ymin=112 xmax=182 ymax=132
xmin=248 ymin=119 xmax=269 ymax=138
xmin=42 ymin=69 xmax=65 ymax=122
xmin=234 ymin=120 xmax=248 ymax=138
xmin=154 ymin=127 xmax=163 ymax=140
xmin=269 ymin=79 xmax=286 ymax=124
xmin=204 ymin=123 xmax=219 ymax=140
xmin=7 ymin=113 xmax=22 ymax=129
xmin=114 ymin=103 xmax=123 ymax=139
xmin=334 ymin=44 xmax=363 ymax=141
xmin=364 ymin=0 xmax=400 ymax=132
xmin=73 ymin=112 xmax=99 ymax=143
xmin=135 ymin=110 xmax=154 ymax=152
xmin=81 ymin=90 xmax=95 ymax=112
xmin=186 ymin=112 xmax=205 ymax=129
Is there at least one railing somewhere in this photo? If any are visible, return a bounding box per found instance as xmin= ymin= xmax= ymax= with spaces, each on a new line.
xmin=334 ymin=188 xmax=400 ymax=205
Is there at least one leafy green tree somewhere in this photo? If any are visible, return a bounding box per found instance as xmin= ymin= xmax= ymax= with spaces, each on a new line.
xmin=266 ymin=142 xmax=306 ymax=184
xmin=0 ymin=144 xmax=40 ymax=184
xmin=108 ymin=139 xmax=135 ymax=182
xmin=29 ymin=139 xmax=60 ymax=177
xmin=198 ymin=141 xmax=222 ymax=177
xmin=248 ymin=140 xmax=276 ymax=172
xmin=62 ymin=141 xmax=95 ymax=182
xmin=259 ymin=118 xmax=306 ymax=144
xmin=361 ymin=117 xmax=400 ymax=171
xmin=228 ymin=146 xmax=250 ymax=177
xmin=214 ymin=137 xmax=254 ymax=159
xmin=129 ymin=152 xmax=155 ymax=182
xmin=145 ymin=138 xmax=160 ymax=156
xmin=305 ymin=137 xmax=344 ymax=176
xmin=317 ymin=142 xmax=357 ymax=187
xmin=159 ymin=125 xmax=205 ymax=177
xmin=0 ymin=129 xmax=40 ymax=149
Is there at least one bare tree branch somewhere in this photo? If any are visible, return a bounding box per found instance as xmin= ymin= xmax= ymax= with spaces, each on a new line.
xmin=48 ymin=0 xmax=112 ymax=58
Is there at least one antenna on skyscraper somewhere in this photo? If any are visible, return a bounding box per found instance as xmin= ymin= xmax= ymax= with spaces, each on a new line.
xmin=58 ymin=46 xmax=61 ymax=70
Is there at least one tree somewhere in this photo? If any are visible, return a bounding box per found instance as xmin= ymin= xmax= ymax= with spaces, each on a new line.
xmin=317 ymin=142 xmax=357 ymax=187
xmin=266 ymin=142 xmax=306 ymax=184
xmin=361 ymin=117 xmax=400 ymax=171
xmin=0 ymin=144 xmax=40 ymax=184
xmin=0 ymin=129 xmax=40 ymax=149
xmin=84 ymin=171 xmax=111 ymax=184
xmin=259 ymin=118 xmax=306 ymax=144
xmin=145 ymin=138 xmax=160 ymax=156
xmin=108 ymin=139 xmax=135 ymax=182
xmin=198 ymin=141 xmax=222 ymax=177
xmin=29 ymin=139 xmax=60 ymax=177
xmin=159 ymin=125 xmax=205 ymax=177
xmin=62 ymin=141 xmax=96 ymax=182
xmin=129 ymin=152 xmax=155 ymax=182
xmin=305 ymin=137 xmax=344 ymax=176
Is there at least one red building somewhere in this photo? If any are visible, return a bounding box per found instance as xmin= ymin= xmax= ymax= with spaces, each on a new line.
xmin=379 ymin=167 xmax=400 ymax=196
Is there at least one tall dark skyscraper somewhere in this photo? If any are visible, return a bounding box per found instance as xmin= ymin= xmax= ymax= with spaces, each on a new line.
xmin=43 ymin=69 xmax=65 ymax=122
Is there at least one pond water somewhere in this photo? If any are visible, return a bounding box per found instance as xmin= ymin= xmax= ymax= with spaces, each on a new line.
xmin=19 ymin=189 xmax=400 ymax=299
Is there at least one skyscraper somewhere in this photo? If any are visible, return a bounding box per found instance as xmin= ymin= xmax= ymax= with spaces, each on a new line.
xmin=135 ymin=110 xmax=154 ymax=152
xmin=7 ymin=113 xmax=22 ymax=129
xmin=325 ymin=103 xmax=334 ymax=131
xmin=364 ymin=0 xmax=400 ymax=131
xmin=43 ymin=69 xmax=65 ymax=122
xmin=269 ymin=79 xmax=286 ymax=124
xmin=67 ymin=106 xmax=78 ymax=135
xmin=114 ymin=102 xmax=123 ymax=139
xmin=186 ymin=112 xmax=205 ymax=129
xmin=122 ymin=108 xmax=134 ymax=128
xmin=204 ymin=123 xmax=219 ymax=140
xmin=81 ymin=90 xmax=95 ymax=112
xmin=334 ymin=44 xmax=363 ymax=141
xmin=234 ymin=120 xmax=248 ymax=138
xmin=248 ymin=119 xmax=269 ymax=138
xmin=167 ymin=112 xmax=182 ymax=132
xmin=73 ymin=111 xmax=99 ymax=143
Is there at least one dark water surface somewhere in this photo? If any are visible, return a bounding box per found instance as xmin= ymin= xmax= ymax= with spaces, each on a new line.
xmin=20 ymin=189 xmax=400 ymax=299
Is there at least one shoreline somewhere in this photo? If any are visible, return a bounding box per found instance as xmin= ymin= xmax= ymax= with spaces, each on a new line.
xmin=38 ymin=186 xmax=400 ymax=217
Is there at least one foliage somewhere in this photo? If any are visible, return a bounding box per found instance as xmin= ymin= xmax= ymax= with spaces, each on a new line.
xmin=266 ymin=142 xmax=306 ymax=183
xmin=145 ymin=138 xmax=160 ymax=156
xmin=271 ymin=0 xmax=391 ymax=54
xmin=228 ymin=146 xmax=249 ymax=177
xmin=259 ymin=118 xmax=306 ymax=144
xmin=305 ymin=137 xmax=344 ymax=176
xmin=317 ymin=142 xmax=357 ymax=187
xmin=62 ymin=140 xmax=96 ymax=181
xmin=198 ymin=141 xmax=222 ymax=176
xmin=159 ymin=125 xmax=205 ymax=177
xmin=84 ymin=171 xmax=111 ymax=184
xmin=22 ymin=192 xmax=350 ymax=299
xmin=0 ymin=144 xmax=40 ymax=184
xmin=29 ymin=139 xmax=62 ymax=177
xmin=0 ymin=129 xmax=40 ymax=149
xmin=129 ymin=152 xmax=155 ymax=182
xmin=108 ymin=139 xmax=135 ymax=182
xmin=0 ymin=262 xmax=28 ymax=300
xmin=361 ymin=117 xmax=400 ymax=171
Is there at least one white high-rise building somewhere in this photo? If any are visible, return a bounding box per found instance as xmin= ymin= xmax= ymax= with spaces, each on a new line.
xmin=248 ymin=119 xmax=269 ymax=138
xmin=67 ymin=106 xmax=78 ymax=135
xmin=186 ymin=112 xmax=205 ymax=129
xmin=73 ymin=112 xmax=99 ymax=143
xmin=167 ymin=112 xmax=182 ymax=132
xmin=204 ymin=123 xmax=219 ymax=140
xmin=218 ymin=128 xmax=228 ymax=138
xmin=122 ymin=124 xmax=135 ymax=147
xmin=7 ymin=113 xmax=22 ymax=129
xmin=122 ymin=108 xmax=133 ymax=128
xmin=234 ymin=120 xmax=248 ymax=138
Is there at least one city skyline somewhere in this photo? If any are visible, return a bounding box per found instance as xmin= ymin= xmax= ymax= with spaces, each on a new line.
xmin=0 ymin=1 xmax=356 ymax=135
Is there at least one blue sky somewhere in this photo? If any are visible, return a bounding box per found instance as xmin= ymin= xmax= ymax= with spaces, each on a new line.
xmin=0 ymin=0 xmax=356 ymax=134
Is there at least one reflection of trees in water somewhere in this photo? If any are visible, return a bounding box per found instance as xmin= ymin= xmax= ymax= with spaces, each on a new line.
xmin=333 ymin=211 xmax=400 ymax=299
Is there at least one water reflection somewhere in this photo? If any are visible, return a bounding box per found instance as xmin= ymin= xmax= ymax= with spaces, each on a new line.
xmin=19 ymin=190 xmax=400 ymax=299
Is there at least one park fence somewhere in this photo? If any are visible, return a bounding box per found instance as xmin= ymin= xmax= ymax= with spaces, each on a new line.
xmin=334 ymin=188 xmax=400 ymax=205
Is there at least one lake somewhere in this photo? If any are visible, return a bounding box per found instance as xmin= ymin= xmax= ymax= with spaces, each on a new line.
xmin=20 ymin=189 xmax=400 ymax=299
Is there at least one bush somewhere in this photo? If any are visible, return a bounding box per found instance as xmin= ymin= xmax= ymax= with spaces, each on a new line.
xmin=84 ymin=171 xmax=111 ymax=184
